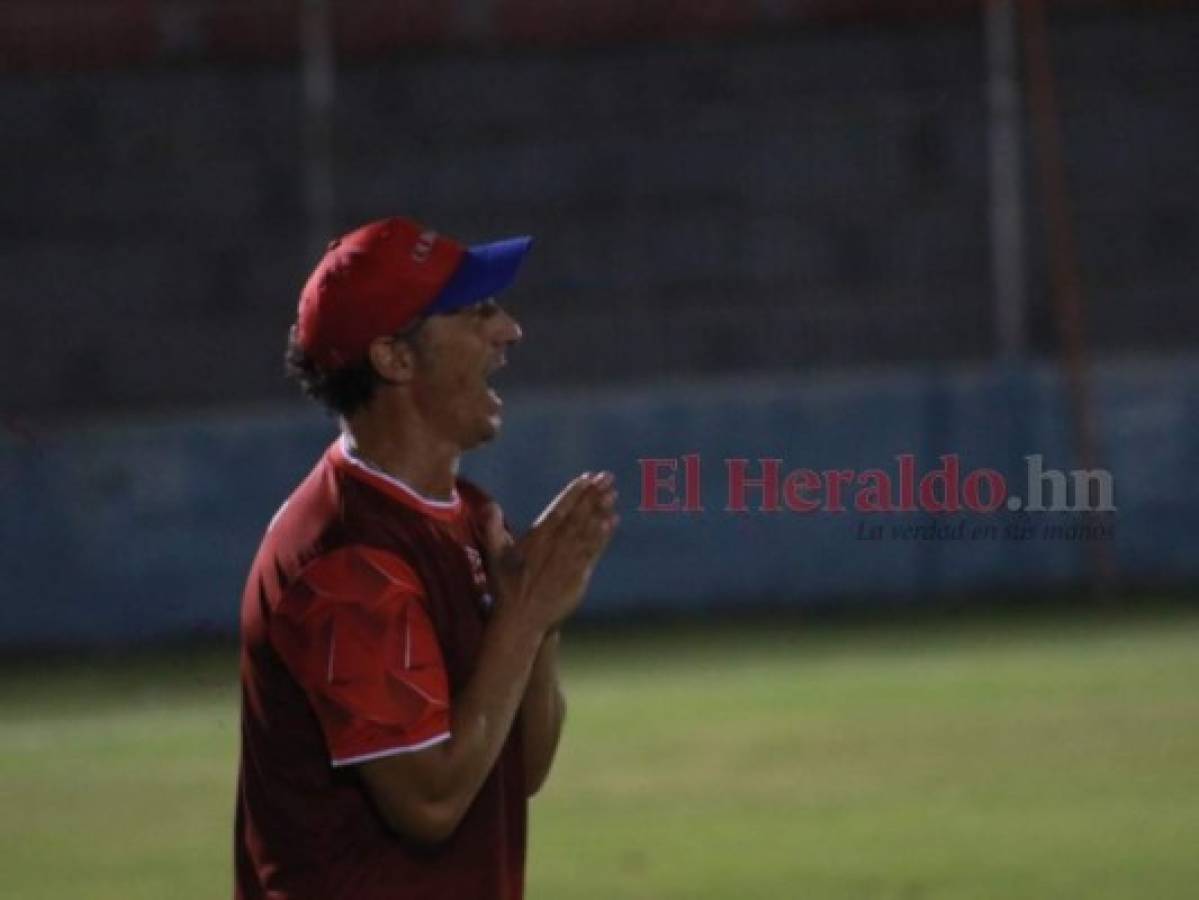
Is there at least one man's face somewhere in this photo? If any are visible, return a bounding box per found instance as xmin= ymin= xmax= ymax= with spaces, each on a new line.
xmin=407 ymin=299 xmax=523 ymax=450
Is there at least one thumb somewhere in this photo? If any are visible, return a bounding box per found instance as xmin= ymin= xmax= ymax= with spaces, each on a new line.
xmin=480 ymin=502 xmax=514 ymax=567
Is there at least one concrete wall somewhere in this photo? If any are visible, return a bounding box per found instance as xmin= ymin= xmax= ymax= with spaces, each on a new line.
xmin=3 ymin=356 xmax=1196 ymax=647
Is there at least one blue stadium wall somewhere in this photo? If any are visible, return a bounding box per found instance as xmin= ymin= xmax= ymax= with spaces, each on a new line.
xmin=3 ymin=357 xmax=1197 ymax=647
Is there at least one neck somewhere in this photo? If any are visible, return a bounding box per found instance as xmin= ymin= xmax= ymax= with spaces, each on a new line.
xmin=342 ymin=408 xmax=460 ymax=502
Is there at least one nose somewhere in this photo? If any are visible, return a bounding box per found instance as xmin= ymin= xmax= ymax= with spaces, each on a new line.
xmin=496 ymin=307 xmax=523 ymax=345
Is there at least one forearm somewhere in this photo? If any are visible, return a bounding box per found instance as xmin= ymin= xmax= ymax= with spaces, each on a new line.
xmin=521 ymin=631 xmax=566 ymax=796
xmin=360 ymin=606 xmax=544 ymax=841
xmin=437 ymin=608 xmax=545 ymax=806
xmin=361 ymin=472 xmax=616 ymax=843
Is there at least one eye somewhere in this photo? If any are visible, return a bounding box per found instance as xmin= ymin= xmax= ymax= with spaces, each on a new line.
xmin=473 ymin=299 xmax=500 ymax=318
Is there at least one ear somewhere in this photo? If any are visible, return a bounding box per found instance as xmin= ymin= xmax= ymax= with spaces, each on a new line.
xmin=367 ymin=334 xmax=417 ymax=385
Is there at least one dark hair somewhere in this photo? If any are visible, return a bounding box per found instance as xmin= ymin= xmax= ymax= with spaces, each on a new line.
xmin=284 ymin=327 xmax=380 ymax=417
xmin=284 ymin=319 xmax=430 ymax=417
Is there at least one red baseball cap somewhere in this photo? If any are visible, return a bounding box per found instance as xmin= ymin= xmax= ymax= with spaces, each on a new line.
xmin=296 ymin=217 xmax=533 ymax=370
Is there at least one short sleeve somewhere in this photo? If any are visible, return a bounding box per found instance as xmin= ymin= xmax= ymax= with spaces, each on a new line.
xmin=270 ymin=545 xmax=451 ymax=767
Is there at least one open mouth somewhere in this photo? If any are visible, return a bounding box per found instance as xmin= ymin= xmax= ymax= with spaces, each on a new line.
xmin=485 ymin=356 xmax=506 ymax=407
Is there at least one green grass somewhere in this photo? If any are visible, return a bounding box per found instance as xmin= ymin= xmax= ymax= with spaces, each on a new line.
xmin=2 ymin=608 xmax=1198 ymax=899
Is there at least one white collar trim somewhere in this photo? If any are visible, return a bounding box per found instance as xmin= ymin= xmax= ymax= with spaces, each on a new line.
xmin=339 ymin=434 xmax=461 ymax=510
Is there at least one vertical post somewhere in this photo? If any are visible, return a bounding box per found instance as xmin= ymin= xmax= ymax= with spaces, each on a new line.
xmin=301 ymin=0 xmax=336 ymax=260
xmin=1019 ymin=0 xmax=1115 ymax=593
xmin=985 ymin=0 xmax=1026 ymax=360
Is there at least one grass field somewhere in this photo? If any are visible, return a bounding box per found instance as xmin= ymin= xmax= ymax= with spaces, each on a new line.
xmin=2 ymin=607 xmax=1198 ymax=899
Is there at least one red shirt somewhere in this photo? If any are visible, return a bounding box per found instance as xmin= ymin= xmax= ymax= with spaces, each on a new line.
xmin=234 ymin=437 xmax=525 ymax=900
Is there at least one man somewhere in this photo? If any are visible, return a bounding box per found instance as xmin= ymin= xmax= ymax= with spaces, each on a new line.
xmin=234 ymin=217 xmax=617 ymax=900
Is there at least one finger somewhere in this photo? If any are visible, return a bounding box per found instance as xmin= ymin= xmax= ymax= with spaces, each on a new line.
xmin=521 ymin=476 xmax=600 ymax=581
xmin=531 ymin=473 xmax=596 ymax=532
xmin=585 ymin=514 xmax=619 ymax=560
xmin=563 ymin=497 xmax=615 ymax=552
xmin=588 ymin=506 xmax=620 ymax=544
xmin=562 ymin=488 xmax=610 ymax=541
xmin=594 ymin=511 xmax=620 ymax=547
xmin=597 ymin=487 xmax=618 ymax=512
xmin=569 ymin=482 xmax=618 ymax=529
xmin=540 ymin=504 xmax=608 ymax=570
xmin=534 ymin=473 xmax=617 ymax=572
xmin=559 ymin=472 xmax=613 ymax=517
xmin=568 ymin=505 xmax=619 ymax=558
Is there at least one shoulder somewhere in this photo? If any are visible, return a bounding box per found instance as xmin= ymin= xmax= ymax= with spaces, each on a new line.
xmin=302 ymin=544 xmax=423 ymax=590
xmin=278 ymin=545 xmax=427 ymax=622
xmin=243 ymin=445 xmax=345 ymax=620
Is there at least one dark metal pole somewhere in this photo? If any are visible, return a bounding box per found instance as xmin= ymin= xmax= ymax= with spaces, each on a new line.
xmin=986 ymin=0 xmax=1027 ymax=360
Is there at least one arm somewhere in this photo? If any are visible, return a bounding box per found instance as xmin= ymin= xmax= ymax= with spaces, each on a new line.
xmin=359 ymin=473 xmax=617 ymax=844
xmin=521 ymin=630 xmax=566 ymax=796
xmin=358 ymin=603 xmax=544 ymax=844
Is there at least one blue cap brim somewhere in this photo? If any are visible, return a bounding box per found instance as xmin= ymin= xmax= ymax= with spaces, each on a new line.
xmin=428 ymin=235 xmax=533 ymax=314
